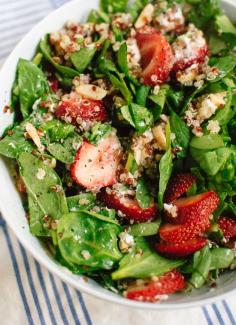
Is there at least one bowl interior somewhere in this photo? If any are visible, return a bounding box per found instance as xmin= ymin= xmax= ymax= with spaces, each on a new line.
xmin=0 ymin=0 xmax=236 ymax=309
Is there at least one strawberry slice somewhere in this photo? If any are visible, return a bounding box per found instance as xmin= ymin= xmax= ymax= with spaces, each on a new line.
xmin=48 ymin=76 xmax=59 ymax=93
xmin=155 ymin=238 xmax=207 ymax=258
xmin=99 ymin=187 xmax=157 ymax=223
xmin=218 ymin=216 xmax=236 ymax=241
xmin=136 ymin=27 xmax=174 ymax=85
xmin=55 ymin=96 xmax=106 ymax=125
xmin=172 ymin=24 xmax=208 ymax=71
xmin=125 ymin=270 xmax=185 ymax=302
xmin=159 ymin=218 xmax=211 ymax=243
xmin=165 ymin=173 xmax=196 ymax=203
xmin=71 ymin=135 xmax=122 ymax=190
xmin=167 ymin=191 xmax=219 ymax=225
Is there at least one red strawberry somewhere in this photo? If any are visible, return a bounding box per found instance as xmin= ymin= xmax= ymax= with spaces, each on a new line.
xmin=71 ymin=135 xmax=122 ymax=190
xmin=155 ymin=238 xmax=207 ymax=258
xmin=159 ymin=218 xmax=211 ymax=243
xmin=99 ymin=187 xmax=157 ymax=223
xmin=167 ymin=191 xmax=219 ymax=225
xmin=172 ymin=25 xmax=208 ymax=71
xmin=136 ymin=27 xmax=174 ymax=85
xmin=55 ymin=97 xmax=106 ymax=125
xmin=218 ymin=216 xmax=236 ymax=241
xmin=125 ymin=270 xmax=185 ymax=302
xmin=165 ymin=173 xmax=196 ymax=203
xmin=48 ymin=76 xmax=59 ymax=93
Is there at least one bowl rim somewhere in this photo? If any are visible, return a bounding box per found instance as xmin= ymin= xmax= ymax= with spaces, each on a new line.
xmin=1 ymin=0 xmax=236 ymax=310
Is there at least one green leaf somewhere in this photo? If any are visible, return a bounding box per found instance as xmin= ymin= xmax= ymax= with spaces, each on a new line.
xmin=125 ymin=152 xmax=138 ymax=174
xmin=112 ymin=238 xmax=185 ymax=280
xmin=18 ymin=152 xmax=68 ymax=222
xmin=189 ymin=246 xmax=211 ymax=289
xmin=209 ymin=56 xmax=236 ymax=83
xmin=190 ymin=134 xmax=224 ymax=150
xmin=117 ymin=43 xmax=139 ymax=86
xmin=212 ymin=90 xmax=234 ymax=125
xmin=41 ymin=120 xmax=75 ymax=142
xmin=129 ymin=220 xmax=161 ymax=237
xmin=158 ymin=148 xmax=173 ymax=209
xmin=108 ymin=73 xmax=133 ymax=103
xmin=136 ymin=178 xmax=152 ymax=209
xmin=170 ymin=110 xmax=190 ymax=157
xmin=70 ymin=47 xmax=97 ymax=73
xmin=100 ymin=0 xmax=128 ymax=13
xmin=215 ymin=14 xmax=236 ymax=35
xmin=85 ymin=122 xmax=113 ymax=144
xmin=127 ymin=0 xmax=149 ymax=20
xmin=210 ymin=248 xmax=234 ymax=270
xmin=67 ymin=193 xmax=96 ymax=211
xmin=149 ymin=85 xmax=169 ymax=121
xmin=57 ymin=212 xmax=122 ymax=270
xmin=28 ymin=195 xmax=50 ymax=237
xmin=17 ymin=58 xmax=49 ymax=118
xmin=136 ymin=85 xmax=151 ymax=106
xmin=40 ymin=36 xmax=78 ymax=78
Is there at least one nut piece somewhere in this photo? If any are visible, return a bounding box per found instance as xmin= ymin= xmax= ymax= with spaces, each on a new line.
xmin=135 ymin=4 xmax=154 ymax=29
xmin=76 ymin=84 xmax=107 ymax=100
xmin=152 ymin=124 xmax=166 ymax=150
xmin=25 ymin=122 xmax=44 ymax=152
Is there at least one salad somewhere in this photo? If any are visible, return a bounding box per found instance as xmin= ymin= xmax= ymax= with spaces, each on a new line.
xmin=0 ymin=0 xmax=236 ymax=303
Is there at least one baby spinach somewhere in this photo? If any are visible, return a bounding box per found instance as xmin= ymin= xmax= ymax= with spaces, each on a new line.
xmin=170 ymin=110 xmax=190 ymax=157
xmin=125 ymin=152 xmax=138 ymax=174
xmin=121 ymin=103 xmax=154 ymax=133
xmin=210 ymin=248 xmax=234 ymax=270
xmin=117 ymin=43 xmax=139 ymax=86
xmin=136 ymin=178 xmax=152 ymax=209
xmin=57 ymin=212 xmax=122 ymax=270
xmin=212 ymin=90 xmax=234 ymax=126
xmin=85 ymin=122 xmax=113 ymax=144
xmin=189 ymin=246 xmax=211 ymax=289
xmin=41 ymin=120 xmax=75 ymax=142
xmin=187 ymin=0 xmax=220 ymax=29
xmin=18 ymin=152 xmax=68 ymax=222
xmin=149 ymin=85 xmax=169 ymax=121
xmin=158 ymin=148 xmax=173 ymax=209
xmin=67 ymin=193 xmax=96 ymax=212
xmin=129 ymin=220 xmax=161 ymax=237
xmin=209 ymin=56 xmax=236 ymax=83
xmin=70 ymin=47 xmax=97 ymax=73
xmin=112 ymin=238 xmax=185 ymax=280
xmin=136 ymin=85 xmax=151 ymax=107
xmin=108 ymin=72 xmax=133 ymax=103
xmin=40 ymin=36 xmax=78 ymax=78
xmin=190 ymin=134 xmax=224 ymax=150
xmin=127 ymin=0 xmax=149 ymax=20
xmin=100 ymin=0 xmax=128 ymax=13
xmin=17 ymin=58 xmax=49 ymax=118
xmin=28 ymin=195 xmax=50 ymax=237
xmin=87 ymin=9 xmax=110 ymax=23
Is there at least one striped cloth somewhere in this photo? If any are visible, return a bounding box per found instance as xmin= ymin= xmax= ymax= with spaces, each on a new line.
xmin=0 ymin=1 xmax=236 ymax=324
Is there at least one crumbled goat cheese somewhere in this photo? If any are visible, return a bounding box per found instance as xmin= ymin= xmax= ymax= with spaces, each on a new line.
xmin=164 ymin=203 xmax=178 ymax=218
xmin=36 ymin=168 xmax=46 ymax=180
xmin=131 ymin=130 xmax=154 ymax=166
xmin=152 ymin=124 xmax=166 ymax=150
xmin=135 ymin=4 xmax=154 ymax=29
xmin=172 ymin=24 xmax=206 ymax=64
xmin=81 ymin=250 xmax=91 ymax=260
xmin=25 ymin=122 xmax=45 ymax=152
xmin=207 ymin=120 xmax=221 ymax=134
xmin=126 ymin=38 xmax=141 ymax=76
xmin=155 ymin=4 xmax=184 ymax=33
xmin=119 ymin=232 xmax=135 ymax=253
xmin=153 ymin=85 xmax=160 ymax=95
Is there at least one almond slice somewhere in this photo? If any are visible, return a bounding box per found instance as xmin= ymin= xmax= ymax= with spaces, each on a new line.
xmin=76 ymin=84 xmax=107 ymax=100
xmin=135 ymin=4 xmax=154 ymax=29
xmin=25 ymin=122 xmax=45 ymax=152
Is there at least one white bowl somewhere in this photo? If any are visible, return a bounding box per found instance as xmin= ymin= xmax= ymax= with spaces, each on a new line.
xmin=0 ymin=0 xmax=236 ymax=310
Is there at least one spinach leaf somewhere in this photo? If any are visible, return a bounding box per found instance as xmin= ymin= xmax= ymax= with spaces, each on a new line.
xmin=41 ymin=120 xmax=75 ymax=142
xmin=70 ymin=47 xmax=97 ymax=73
xmin=136 ymin=85 xmax=151 ymax=107
xmin=28 ymin=194 xmax=50 ymax=237
xmin=117 ymin=43 xmax=139 ymax=86
xmin=190 ymin=134 xmax=224 ymax=150
xmin=170 ymin=110 xmax=190 ymax=157
xmin=112 ymin=238 xmax=185 ymax=280
xmin=189 ymin=246 xmax=211 ymax=289
xmin=125 ymin=152 xmax=138 ymax=174
xmin=85 ymin=122 xmax=113 ymax=144
xmin=136 ymin=178 xmax=152 ymax=209
xmin=67 ymin=193 xmax=96 ymax=211
xmin=210 ymin=248 xmax=234 ymax=270
xmin=187 ymin=0 xmax=220 ymax=29
xmin=57 ymin=212 xmax=122 ymax=270
xmin=100 ymin=0 xmax=128 ymax=13
xmin=18 ymin=152 xmax=68 ymax=222
xmin=158 ymin=148 xmax=173 ymax=209
xmin=215 ymin=14 xmax=236 ymax=35
xmin=209 ymin=56 xmax=236 ymax=83
xmin=127 ymin=0 xmax=149 ymax=21
xmin=121 ymin=103 xmax=154 ymax=133
xmin=17 ymin=58 xmax=49 ymax=118
xmin=108 ymin=73 xmax=133 ymax=103
xmin=129 ymin=220 xmax=161 ymax=237
xmin=0 ymin=125 xmax=34 ymax=158
xmin=190 ymin=147 xmax=232 ymax=176
xmin=149 ymin=85 xmax=169 ymax=121
xmin=87 ymin=9 xmax=110 ymax=23
xmin=40 ymin=36 xmax=78 ymax=78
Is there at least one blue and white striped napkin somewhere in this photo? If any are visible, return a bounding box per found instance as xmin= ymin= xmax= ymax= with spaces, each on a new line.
xmin=0 ymin=1 xmax=236 ymax=324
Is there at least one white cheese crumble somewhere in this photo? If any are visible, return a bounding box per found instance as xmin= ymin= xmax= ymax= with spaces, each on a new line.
xmin=81 ymin=250 xmax=91 ymax=260
xmin=207 ymin=120 xmax=221 ymax=134
xmin=131 ymin=129 xmax=154 ymax=166
xmin=155 ymin=4 xmax=184 ymax=33
xmin=36 ymin=168 xmax=46 ymax=180
xmin=152 ymin=124 xmax=166 ymax=150
xmin=119 ymin=232 xmax=134 ymax=253
xmin=153 ymin=85 xmax=160 ymax=95
xmin=164 ymin=203 xmax=178 ymax=218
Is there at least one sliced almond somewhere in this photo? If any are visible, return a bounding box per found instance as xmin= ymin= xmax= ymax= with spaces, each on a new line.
xmin=25 ymin=122 xmax=44 ymax=152
xmin=75 ymin=84 xmax=107 ymax=100
xmin=152 ymin=124 xmax=166 ymax=150
xmin=135 ymin=4 xmax=154 ymax=29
